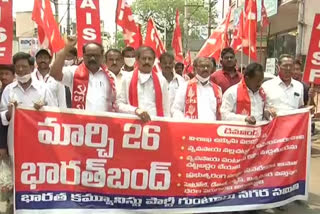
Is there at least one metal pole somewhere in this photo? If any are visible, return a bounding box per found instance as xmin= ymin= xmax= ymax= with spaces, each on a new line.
xmin=66 ymin=0 xmax=71 ymax=35
xmin=296 ymin=0 xmax=305 ymax=57
xmin=184 ymin=0 xmax=188 ymax=51
xmin=115 ymin=0 xmax=119 ymax=47
xmin=53 ymin=0 xmax=59 ymax=23
xmin=208 ymin=0 xmax=212 ymax=38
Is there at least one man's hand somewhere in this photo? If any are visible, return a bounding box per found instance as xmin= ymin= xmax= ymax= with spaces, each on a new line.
xmin=245 ymin=116 xmax=256 ymax=125
xmin=33 ymin=100 xmax=46 ymax=110
xmin=135 ymin=108 xmax=151 ymax=123
xmin=0 ymin=148 xmax=7 ymax=160
xmin=5 ymin=101 xmax=18 ymax=121
xmin=264 ymin=108 xmax=277 ymax=120
xmin=308 ymin=87 xmax=315 ymax=99
xmin=65 ymin=36 xmax=77 ymax=51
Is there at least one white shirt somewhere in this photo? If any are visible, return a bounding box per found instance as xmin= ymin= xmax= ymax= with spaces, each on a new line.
xmin=115 ymin=67 xmax=131 ymax=92
xmin=168 ymin=73 xmax=185 ymax=108
xmin=32 ymin=69 xmax=67 ymax=108
xmin=262 ymin=76 xmax=304 ymax=113
xmin=221 ymin=83 xmax=265 ymax=122
xmin=171 ymin=81 xmax=220 ymax=121
xmin=117 ymin=71 xmax=170 ymax=117
xmin=0 ymin=80 xmax=57 ymax=125
xmin=61 ymin=65 xmax=117 ymax=112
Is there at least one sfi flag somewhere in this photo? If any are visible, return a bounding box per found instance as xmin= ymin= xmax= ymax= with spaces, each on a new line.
xmin=196 ymin=8 xmax=231 ymax=61
xmin=116 ymin=0 xmax=140 ymax=49
xmin=243 ymin=0 xmax=258 ymax=60
xmin=76 ymin=0 xmax=102 ymax=57
xmin=172 ymin=10 xmax=183 ymax=63
xmin=144 ymin=18 xmax=166 ymax=59
xmin=32 ymin=0 xmax=65 ymax=53
xmin=231 ymin=11 xmax=244 ymax=53
xmin=261 ymin=0 xmax=270 ymax=28
xmin=0 ymin=0 xmax=13 ymax=64
xmin=303 ymin=14 xmax=320 ymax=85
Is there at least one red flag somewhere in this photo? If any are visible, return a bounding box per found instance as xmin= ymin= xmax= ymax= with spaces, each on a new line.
xmin=231 ymin=11 xmax=244 ymax=53
xmin=116 ymin=0 xmax=140 ymax=49
xmin=172 ymin=10 xmax=184 ymax=63
xmin=243 ymin=0 xmax=257 ymax=60
xmin=144 ymin=18 xmax=166 ymax=59
xmin=183 ymin=50 xmax=193 ymax=75
xmin=196 ymin=8 xmax=231 ymax=60
xmin=0 ymin=0 xmax=13 ymax=64
xmin=137 ymin=24 xmax=143 ymax=46
xmin=32 ymin=0 xmax=65 ymax=53
xmin=261 ymin=0 xmax=270 ymax=28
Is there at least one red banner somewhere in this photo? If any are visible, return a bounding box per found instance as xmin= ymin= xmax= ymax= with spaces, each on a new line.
xmin=0 ymin=0 xmax=13 ymax=64
xmin=13 ymin=108 xmax=310 ymax=213
xmin=76 ymin=0 xmax=102 ymax=57
xmin=303 ymin=14 xmax=320 ymax=85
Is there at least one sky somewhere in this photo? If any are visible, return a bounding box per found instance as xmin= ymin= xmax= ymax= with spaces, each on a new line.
xmin=13 ymin=0 xmax=129 ymax=35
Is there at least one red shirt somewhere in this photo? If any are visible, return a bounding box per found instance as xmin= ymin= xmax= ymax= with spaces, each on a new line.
xmin=211 ymin=69 xmax=242 ymax=93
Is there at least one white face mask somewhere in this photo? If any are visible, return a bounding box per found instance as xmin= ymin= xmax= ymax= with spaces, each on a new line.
xmin=196 ymin=74 xmax=210 ymax=83
xmin=64 ymin=59 xmax=74 ymax=66
xmin=15 ymin=73 xmax=32 ymax=84
xmin=124 ymin=57 xmax=135 ymax=67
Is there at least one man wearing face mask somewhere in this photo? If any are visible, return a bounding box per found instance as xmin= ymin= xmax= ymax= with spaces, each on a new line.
xmin=105 ymin=49 xmax=124 ymax=91
xmin=117 ymin=46 xmax=170 ymax=122
xmin=159 ymin=52 xmax=185 ymax=108
xmin=221 ymin=63 xmax=276 ymax=125
xmin=122 ymin=46 xmax=136 ymax=72
xmin=32 ymin=49 xmax=67 ymax=108
xmin=50 ymin=37 xmax=117 ymax=112
xmin=211 ymin=47 xmax=242 ymax=93
xmin=171 ymin=57 xmax=222 ymax=121
xmin=64 ymin=47 xmax=78 ymax=66
xmin=262 ymin=54 xmax=304 ymax=114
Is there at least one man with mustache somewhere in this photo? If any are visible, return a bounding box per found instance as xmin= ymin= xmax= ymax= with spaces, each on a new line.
xmin=32 ymin=49 xmax=67 ymax=108
xmin=50 ymin=37 xmax=117 ymax=112
xmin=105 ymin=49 xmax=124 ymax=91
xmin=122 ymin=46 xmax=136 ymax=72
xmin=211 ymin=47 xmax=242 ymax=93
xmin=117 ymin=46 xmax=170 ymax=122
xmin=171 ymin=57 xmax=222 ymax=121
xmin=221 ymin=63 xmax=276 ymax=125
xmin=159 ymin=52 xmax=185 ymax=108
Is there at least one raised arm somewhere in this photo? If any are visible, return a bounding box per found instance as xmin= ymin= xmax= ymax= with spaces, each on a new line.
xmin=50 ymin=36 xmax=77 ymax=81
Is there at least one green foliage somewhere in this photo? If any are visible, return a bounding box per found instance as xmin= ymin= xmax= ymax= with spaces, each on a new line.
xmin=115 ymin=32 xmax=126 ymax=50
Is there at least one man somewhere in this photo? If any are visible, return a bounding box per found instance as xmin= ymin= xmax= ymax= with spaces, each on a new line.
xmin=64 ymin=47 xmax=78 ymax=66
xmin=0 ymin=64 xmax=15 ymax=159
xmin=105 ymin=49 xmax=124 ymax=91
xmin=211 ymin=57 xmax=217 ymax=73
xmin=117 ymin=46 xmax=170 ymax=122
xmin=122 ymin=46 xmax=135 ymax=72
xmin=262 ymin=54 xmax=304 ymax=113
xmin=221 ymin=63 xmax=275 ymax=125
xmin=211 ymin=47 xmax=242 ymax=93
xmin=33 ymin=49 xmax=67 ymax=108
xmin=50 ymin=37 xmax=117 ymax=112
xmin=0 ymin=52 xmax=56 ymax=156
xmin=171 ymin=57 xmax=222 ymax=121
xmin=0 ymin=64 xmax=15 ymax=98
xmin=175 ymin=62 xmax=184 ymax=76
xmin=159 ymin=52 xmax=185 ymax=108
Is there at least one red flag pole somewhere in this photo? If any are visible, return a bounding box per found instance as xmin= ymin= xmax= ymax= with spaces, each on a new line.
xmin=260 ymin=25 xmax=263 ymax=64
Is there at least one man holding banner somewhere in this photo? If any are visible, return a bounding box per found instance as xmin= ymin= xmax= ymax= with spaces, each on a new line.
xmin=117 ymin=46 xmax=170 ymax=122
xmin=50 ymin=37 xmax=117 ymax=112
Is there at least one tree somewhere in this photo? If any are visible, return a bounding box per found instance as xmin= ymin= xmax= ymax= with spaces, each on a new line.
xmin=115 ymin=32 xmax=126 ymax=50
xmin=132 ymin=0 xmax=218 ymax=51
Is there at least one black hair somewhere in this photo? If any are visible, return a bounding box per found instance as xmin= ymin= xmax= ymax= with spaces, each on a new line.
xmin=159 ymin=52 xmax=174 ymax=63
xmin=122 ymin=46 xmax=135 ymax=56
xmin=105 ymin=48 xmax=122 ymax=60
xmin=69 ymin=47 xmax=78 ymax=57
xmin=0 ymin=64 xmax=15 ymax=74
xmin=136 ymin=46 xmax=156 ymax=59
xmin=82 ymin=42 xmax=104 ymax=55
xmin=13 ymin=52 xmax=34 ymax=66
xmin=211 ymin=57 xmax=217 ymax=68
xmin=175 ymin=62 xmax=184 ymax=69
xmin=36 ymin=49 xmax=51 ymax=59
xmin=244 ymin=62 xmax=263 ymax=78
xmin=294 ymin=59 xmax=302 ymax=67
xmin=221 ymin=47 xmax=235 ymax=58
xmin=278 ymin=54 xmax=294 ymax=65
